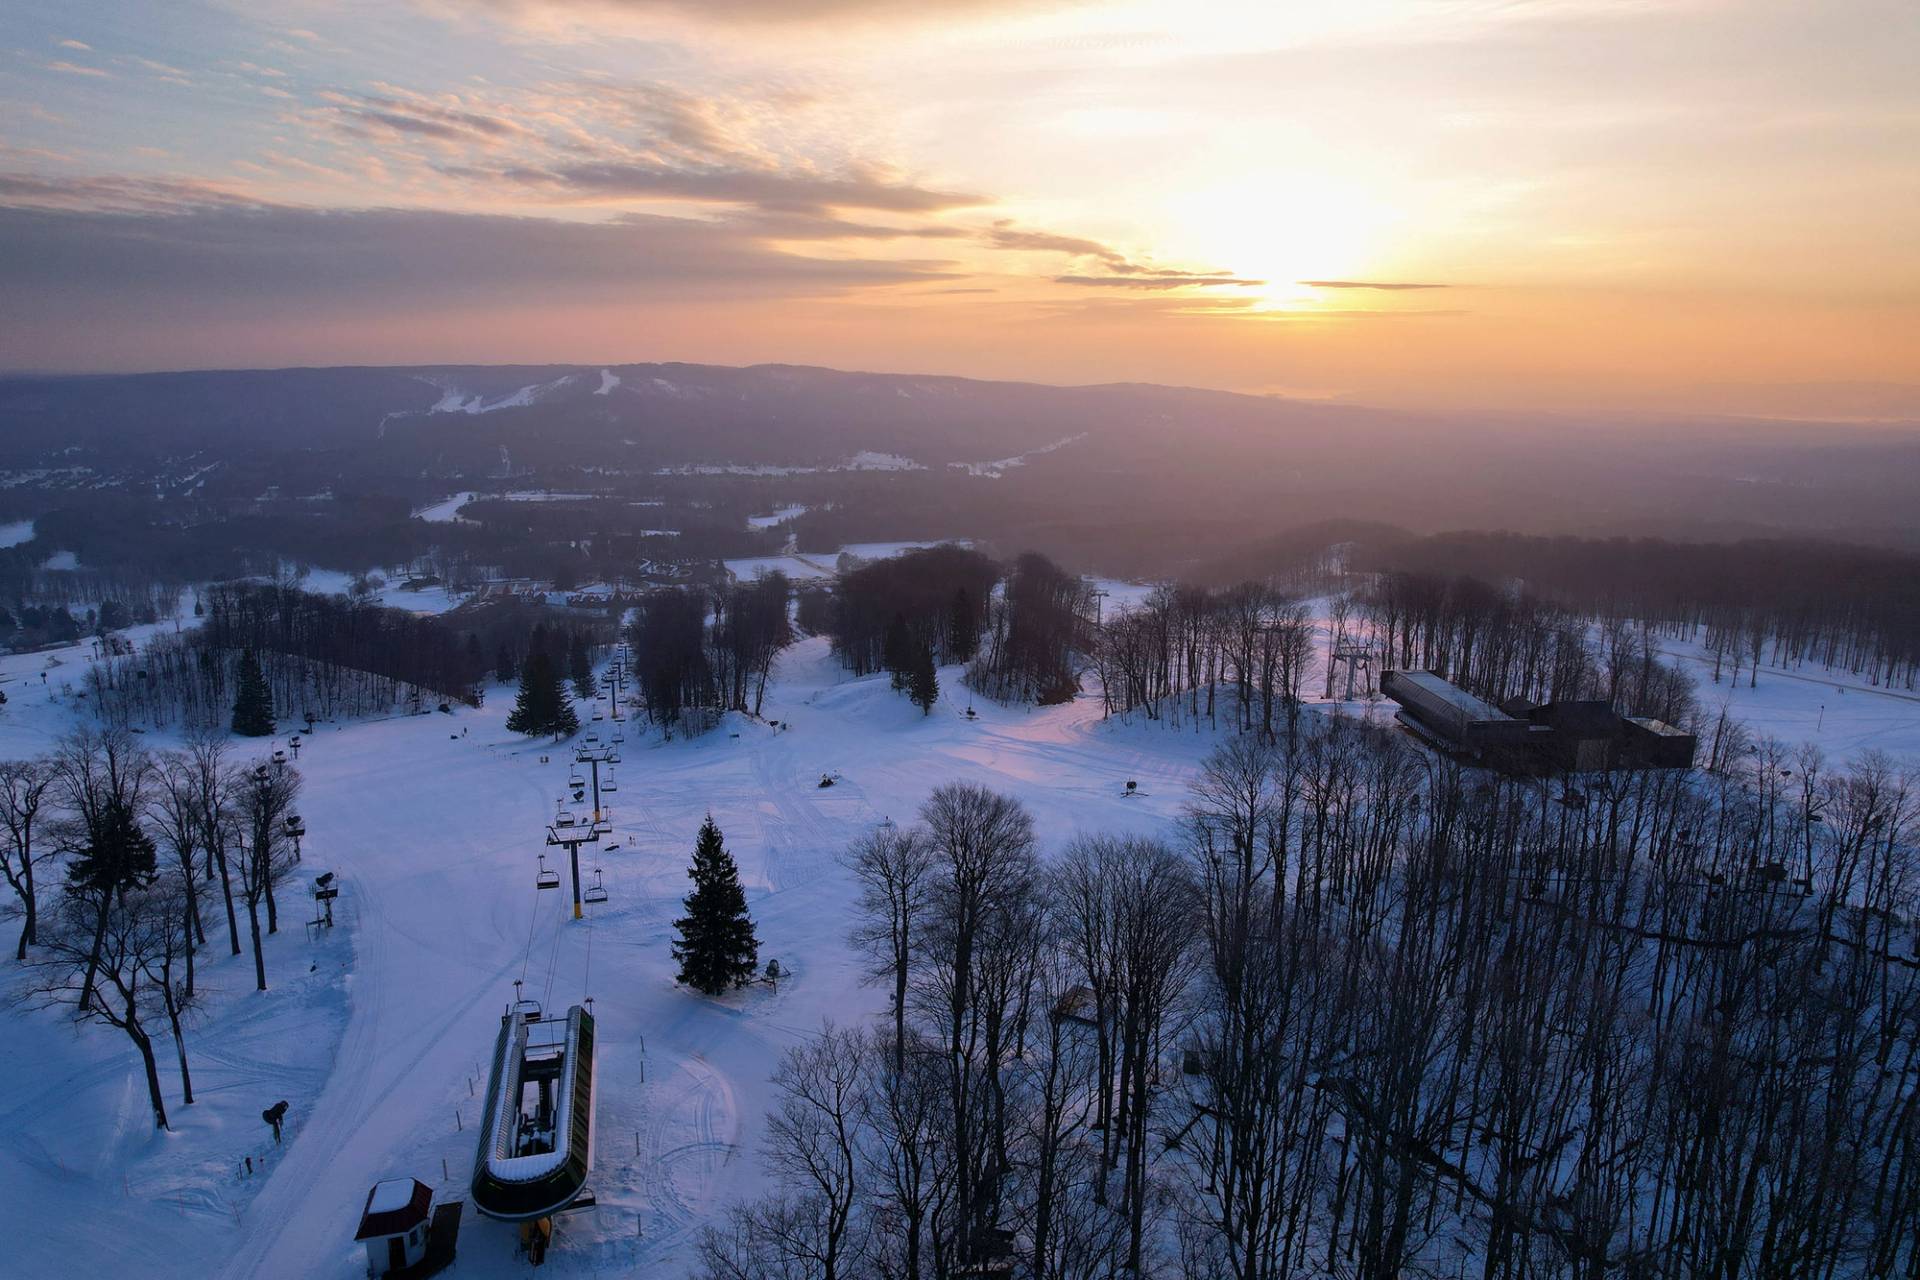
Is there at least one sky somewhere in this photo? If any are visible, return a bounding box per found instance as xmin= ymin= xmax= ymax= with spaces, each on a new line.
xmin=1 ymin=0 xmax=1916 ymax=413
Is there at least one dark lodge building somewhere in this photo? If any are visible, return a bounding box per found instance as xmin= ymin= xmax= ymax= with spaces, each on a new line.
xmin=1381 ymin=669 xmax=1696 ymax=774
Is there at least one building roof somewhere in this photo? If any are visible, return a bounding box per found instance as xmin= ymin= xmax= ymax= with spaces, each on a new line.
xmin=355 ymin=1179 xmax=433 ymax=1239
xmin=1389 ymin=670 xmax=1510 ymax=723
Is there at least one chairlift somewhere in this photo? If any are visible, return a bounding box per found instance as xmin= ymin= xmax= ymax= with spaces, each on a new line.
xmin=285 ymin=814 xmax=306 ymax=838
xmin=536 ymin=854 xmax=561 ymax=890
xmin=583 ymin=868 xmax=608 ymax=905
xmin=271 ymin=749 xmax=288 ymax=766
xmin=510 ymin=979 xmax=543 ymax=1024
xmin=554 ymin=809 xmax=578 ymax=829
xmin=602 ymin=773 xmax=619 ymax=794
xmin=611 ymin=727 xmax=626 ymax=744
xmin=592 ymin=706 xmax=605 ymax=722
xmin=568 ymin=771 xmax=586 ymax=790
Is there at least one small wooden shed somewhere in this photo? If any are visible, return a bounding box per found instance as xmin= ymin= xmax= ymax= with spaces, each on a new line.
xmin=355 ymin=1179 xmax=434 ymax=1276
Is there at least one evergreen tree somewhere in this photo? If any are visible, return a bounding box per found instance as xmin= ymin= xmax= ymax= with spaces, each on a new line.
xmin=671 ymin=816 xmax=758 ymax=994
xmin=463 ymin=632 xmax=485 ymax=682
xmin=230 ymin=649 xmax=274 ymax=737
xmin=495 ymin=643 xmax=516 ymax=684
xmin=506 ymin=652 xmax=580 ymax=738
xmin=948 ymin=586 xmax=978 ymax=663
xmin=69 ymin=797 xmax=159 ymax=899
xmin=909 ymin=640 xmax=939 ymax=716
xmin=569 ymin=632 xmax=596 ymax=700
xmin=71 ymin=796 xmax=160 ymax=1012
xmin=883 ymin=612 xmax=912 ymax=690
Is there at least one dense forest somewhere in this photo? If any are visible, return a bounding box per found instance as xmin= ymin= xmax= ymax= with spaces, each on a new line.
xmin=1352 ymin=533 xmax=1920 ymax=691
xmin=77 ymin=585 xmax=605 ymax=731
xmin=630 ymin=574 xmax=795 ymax=733
xmin=828 ymin=545 xmax=998 ymax=678
xmin=705 ymin=722 xmax=1920 ymax=1280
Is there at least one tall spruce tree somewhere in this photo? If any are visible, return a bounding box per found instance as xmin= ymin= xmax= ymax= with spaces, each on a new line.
xmin=506 ymin=652 xmax=580 ymax=738
xmin=883 ymin=612 xmax=912 ymax=690
xmin=909 ymin=639 xmax=940 ymax=715
xmin=568 ymin=632 xmax=596 ymax=700
xmin=71 ymin=796 xmax=159 ymax=1012
xmin=948 ymin=586 xmax=978 ymax=663
xmin=672 ymin=816 xmax=758 ymax=994
xmin=230 ymin=650 xmax=274 ymax=737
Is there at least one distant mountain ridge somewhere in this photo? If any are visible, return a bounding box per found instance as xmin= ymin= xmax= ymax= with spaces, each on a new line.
xmin=2 ymin=361 xmax=1918 ymax=552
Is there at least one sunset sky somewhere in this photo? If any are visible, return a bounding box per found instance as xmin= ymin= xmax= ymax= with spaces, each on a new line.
xmin=2 ymin=0 xmax=1916 ymax=412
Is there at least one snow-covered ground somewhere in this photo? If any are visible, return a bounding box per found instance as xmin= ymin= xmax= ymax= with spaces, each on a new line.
xmin=723 ymin=540 xmax=983 ymax=583
xmin=1655 ymin=628 xmax=1920 ymax=761
xmin=414 ymin=493 xmax=478 ymax=524
xmin=1 ymin=584 xmax=1915 ymax=1280
xmin=0 ymin=635 xmax=1222 ymax=1280
xmin=744 ymin=505 xmax=807 ymax=531
xmin=298 ymin=569 xmax=468 ymax=617
xmin=414 ymin=491 xmax=607 ymax=525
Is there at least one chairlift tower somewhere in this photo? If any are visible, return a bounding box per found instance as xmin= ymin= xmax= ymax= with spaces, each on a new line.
xmin=1332 ymin=644 xmax=1373 ymax=701
xmin=573 ymin=740 xmax=622 ymax=827
xmin=546 ymin=805 xmax=603 ymax=922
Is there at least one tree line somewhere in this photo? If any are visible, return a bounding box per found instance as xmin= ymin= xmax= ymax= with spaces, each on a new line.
xmin=79 ymin=585 xmax=606 ymax=732
xmin=1360 ymin=570 xmax=1700 ymax=724
xmin=1092 ymin=581 xmax=1315 ymax=738
xmin=4 ymin=729 xmax=306 ymax=1132
xmin=1355 ymin=532 xmax=1920 ymax=691
xmin=631 ymin=573 xmax=795 ymax=733
xmin=827 ymin=545 xmax=995 ymax=679
xmin=704 ymin=720 xmax=1919 ymax=1280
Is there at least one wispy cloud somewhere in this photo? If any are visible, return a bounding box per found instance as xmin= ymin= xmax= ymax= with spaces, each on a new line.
xmin=46 ymin=60 xmax=112 ymax=79
xmin=511 ymin=161 xmax=986 ymax=213
xmin=471 ymin=0 xmax=1061 ymax=25
xmin=1055 ymin=273 xmax=1262 ymax=289
xmin=1301 ymin=279 xmax=1449 ymax=290
xmin=0 ymin=172 xmax=256 ymax=213
xmin=0 ymin=203 xmax=962 ymax=326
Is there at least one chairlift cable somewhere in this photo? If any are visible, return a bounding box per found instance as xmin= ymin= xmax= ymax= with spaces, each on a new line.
xmin=540 ymin=889 xmax=566 ymax=1012
xmin=582 ymin=890 xmax=595 ymax=1002
xmin=519 ymin=873 xmax=541 ymax=987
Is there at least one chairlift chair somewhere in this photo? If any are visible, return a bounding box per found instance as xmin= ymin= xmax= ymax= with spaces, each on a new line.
xmin=568 ymin=771 xmax=586 ymax=789
xmin=592 ymin=707 xmax=605 ymax=722
xmin=602 ymin=773 xmax=619 ymax=794
xmin=583 ymin=868 xmax=609 ymax=905
xmin=510 ymin=979 xmax=543 ymax=1024
xmin=536 ymin=854 xmax=561 ymax=890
